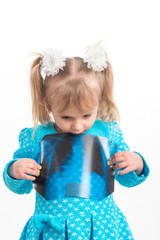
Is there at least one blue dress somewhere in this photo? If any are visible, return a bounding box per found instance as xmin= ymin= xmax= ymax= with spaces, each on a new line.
xmin=3 ymin=120 xmax=150 ymax=240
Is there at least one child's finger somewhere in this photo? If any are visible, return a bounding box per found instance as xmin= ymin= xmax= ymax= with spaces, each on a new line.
xmin=23 ymin=158 xmax=42 ymax=169
xmin=108 ymin=156 xmax=124 ymax=166
xmin=26 ymin=159 xmax=42 ymax=170
xmin=21 ymin=173 xmax=36 ymax=181
xmin=113 ymin=152 xmax=124 ymax=158
xmin=28 ymin=163 xmax=41 ymax=171
xmin=113 ymin=162 xmax=127 ymax=171
xmin=25 ymin=168 xmax=40 ymax=177
xmin=117 ymin=166 xmax=131 ymax=175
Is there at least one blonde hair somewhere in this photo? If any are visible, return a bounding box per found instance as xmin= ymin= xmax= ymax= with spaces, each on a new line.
xmin=30 ymin=54 xmax=120 ymax=137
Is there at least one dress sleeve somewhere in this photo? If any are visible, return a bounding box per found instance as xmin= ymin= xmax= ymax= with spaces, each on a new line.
xmin=110 ymin=122 xmax=150 ymax=187
xmin=3 ymin=128 xmax=34 ymax=194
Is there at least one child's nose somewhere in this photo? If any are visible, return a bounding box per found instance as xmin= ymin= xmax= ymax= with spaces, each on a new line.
xmin=72 ymin=121 xmax=82 ymax=132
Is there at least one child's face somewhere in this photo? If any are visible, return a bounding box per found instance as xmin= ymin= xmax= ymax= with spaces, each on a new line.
xmin=51 ymin=105 xmax=98 ymax=134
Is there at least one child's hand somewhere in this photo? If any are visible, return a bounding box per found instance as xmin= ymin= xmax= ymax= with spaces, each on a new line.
xmin=108 ymin=151 xmax=144 ymax=176
xmin=9 ymin=158 xmax=42 ymax=181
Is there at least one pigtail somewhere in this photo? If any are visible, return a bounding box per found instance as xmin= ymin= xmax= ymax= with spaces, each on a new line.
xmin=30 ymin=54 xmax=51 ymax=139
xmin=98 ymin=61 xmax=120 ymax=122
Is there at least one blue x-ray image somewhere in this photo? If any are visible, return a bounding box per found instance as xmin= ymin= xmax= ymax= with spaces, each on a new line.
xmin=33 ymin=133 xmax=117 ymax=201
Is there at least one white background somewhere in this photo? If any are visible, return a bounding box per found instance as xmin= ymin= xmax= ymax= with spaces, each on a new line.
xmin=0 ymin=0 xmax=159 ymax=239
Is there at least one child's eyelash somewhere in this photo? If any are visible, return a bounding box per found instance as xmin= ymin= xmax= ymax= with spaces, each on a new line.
xmin=83 ymin=114 xmax=91 ymax=118
xmin=61 ymin=116 xmax=71 ymax=120
xmin=61 ymin=114 xmax=91 ymax=120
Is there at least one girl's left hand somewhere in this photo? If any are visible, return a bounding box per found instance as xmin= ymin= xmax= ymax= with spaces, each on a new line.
xmin=108 ymin=151 xmax=144 ymax=176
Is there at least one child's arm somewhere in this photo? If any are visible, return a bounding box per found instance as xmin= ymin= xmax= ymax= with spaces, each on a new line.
xmin=108 ymin=122 xmax=150 ymax=187
xmin=3 ymin=128 xmax=39 ymax=194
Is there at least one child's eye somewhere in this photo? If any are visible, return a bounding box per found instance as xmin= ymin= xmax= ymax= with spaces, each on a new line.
xmin=83 ymin=114 xmax=91 ymax=118
xmin=61 ymin=116 xmax=71 ymax=120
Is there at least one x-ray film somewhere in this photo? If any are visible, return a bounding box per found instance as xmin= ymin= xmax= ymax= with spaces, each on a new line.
xmin=33 ymin=133 xmax=117 ymax=201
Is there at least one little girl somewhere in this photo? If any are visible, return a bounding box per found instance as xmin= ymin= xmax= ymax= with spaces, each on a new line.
xmin=3 ymin=42 xmax=150 ymax=240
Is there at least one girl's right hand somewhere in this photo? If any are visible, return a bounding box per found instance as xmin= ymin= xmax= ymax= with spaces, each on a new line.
xmin=9 ymin=158 xmax=42 ymax=181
